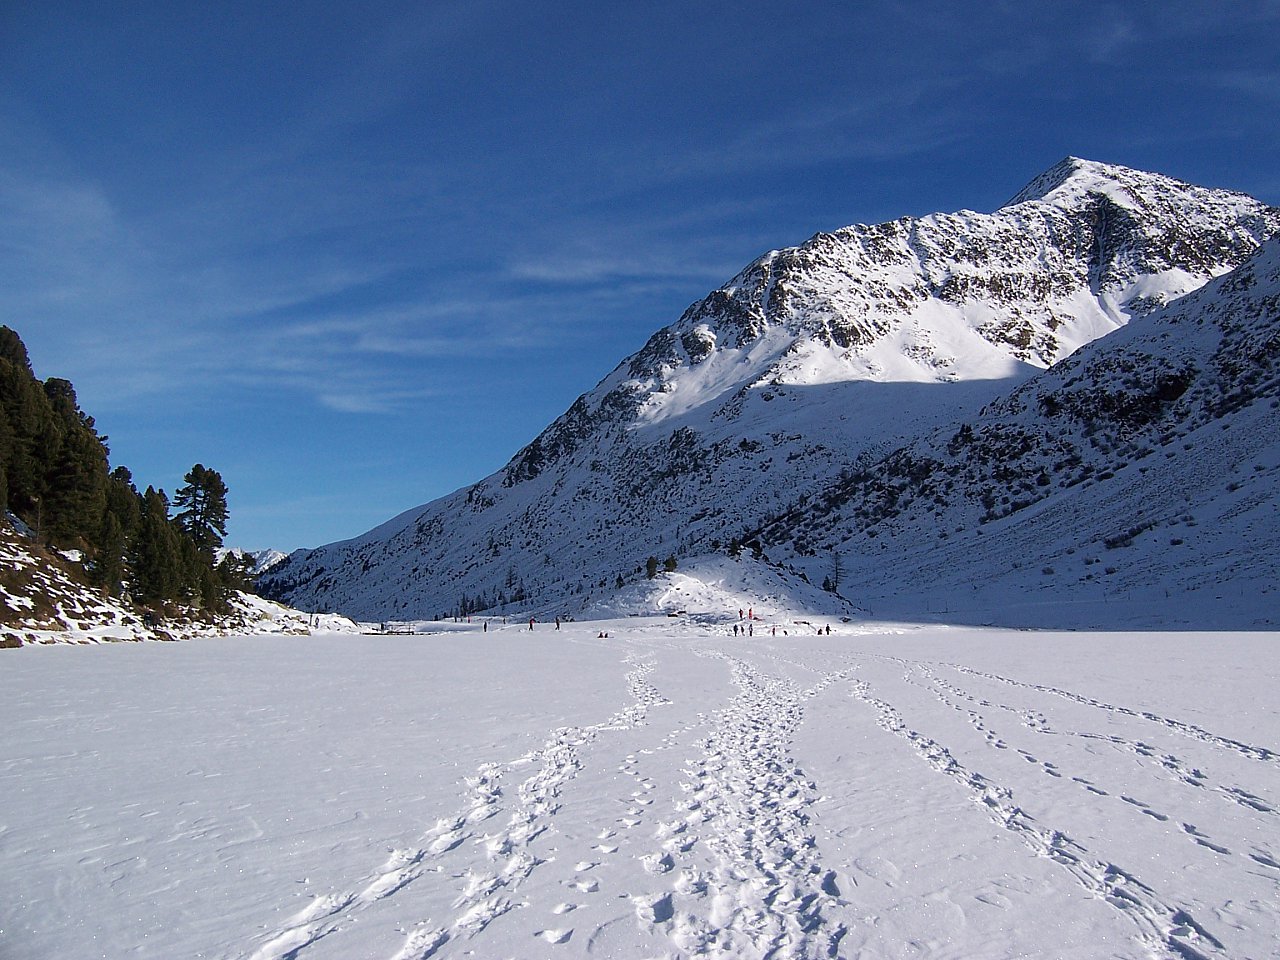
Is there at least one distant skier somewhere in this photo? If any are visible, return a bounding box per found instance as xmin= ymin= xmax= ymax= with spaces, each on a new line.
xmin=529 ymin=616 xmax=535 ymax=630
xmin=555 ymin=616 xmax=561 ymax=630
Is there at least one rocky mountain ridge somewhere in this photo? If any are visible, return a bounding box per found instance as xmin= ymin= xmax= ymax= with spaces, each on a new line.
xmin=259 ymin=158 xmax=1279 ymax=621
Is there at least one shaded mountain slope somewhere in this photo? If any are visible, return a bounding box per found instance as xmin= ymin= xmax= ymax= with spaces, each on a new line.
xmin=759 ymin=237 xmax=1280 ymax=628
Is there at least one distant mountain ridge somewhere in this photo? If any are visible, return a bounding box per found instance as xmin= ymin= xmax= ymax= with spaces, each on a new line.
xmin=259 ymin=159 xmax=1279 ymax=620
xmin=220 ymin=547 xmax=288 ymax=576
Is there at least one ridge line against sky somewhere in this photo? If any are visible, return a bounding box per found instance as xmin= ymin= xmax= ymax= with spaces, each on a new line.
xmin=2 ymin=0 xmax=1278 ymax=551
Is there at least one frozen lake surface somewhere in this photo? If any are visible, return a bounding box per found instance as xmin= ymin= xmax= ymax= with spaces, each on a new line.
xmin=3 ymin=617 xmax=1277 ymax=959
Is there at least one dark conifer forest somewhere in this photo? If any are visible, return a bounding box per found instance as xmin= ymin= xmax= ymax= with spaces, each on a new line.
xmin=0 ymin=326 xmax=250 ymax=615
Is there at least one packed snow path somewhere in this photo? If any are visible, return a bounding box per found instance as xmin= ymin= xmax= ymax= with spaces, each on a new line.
xmin=2 ymin=620 xmax=1277 ymax=959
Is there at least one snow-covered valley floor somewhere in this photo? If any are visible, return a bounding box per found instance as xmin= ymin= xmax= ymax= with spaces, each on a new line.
xmin=3 ymin=617 xmax=1277 ymax=960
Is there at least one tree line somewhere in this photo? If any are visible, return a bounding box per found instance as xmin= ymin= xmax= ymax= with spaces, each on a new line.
xmin=0 ymin=326 xmax=250 ymax=614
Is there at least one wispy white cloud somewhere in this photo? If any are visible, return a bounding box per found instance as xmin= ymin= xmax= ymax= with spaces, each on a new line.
xmin=288 ymin=0 xmax=515 ymax=136
xmin=315 ymin=386 xmax=439 ymax=415
xmin=0 ymin=159 xmax=438 ymax=414
xmin=1083 ymin=13 xmax=1139 ymax=64
xmin=500 ymin=196 xmax=784 ymax=295
xmin=1210 ymin=67 xmax=1280 ymax=102
xmin=0 ymin=170 xmax=148 ymax=309
xmin=601 ymin=87 xmax=969 ymax=195
xmin=508 ymin=251 xmax=738 ymax=285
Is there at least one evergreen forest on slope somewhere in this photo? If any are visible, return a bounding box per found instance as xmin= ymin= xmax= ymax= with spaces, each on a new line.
xmin=0 ymin=325 xmax=251 ymax=617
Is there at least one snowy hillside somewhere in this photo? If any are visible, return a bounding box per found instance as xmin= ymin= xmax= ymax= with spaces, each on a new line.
xmin=259 ymin=159 xmax=1279 ymax=621
xmin=760 ymin=238 xmax=1280 ymax=629
xmin=0 ymin=520 xmax=352 ymax=644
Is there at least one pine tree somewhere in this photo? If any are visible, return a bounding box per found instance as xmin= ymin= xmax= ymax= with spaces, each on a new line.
xmin=131 ymin=487 xmax=181 ymax=606
xmin=105 ymin=467 xmax=142 ymax=541
xmin=177 ymin=531 xmax=220 ymax=610
xmin=829 ymin=551 xmax=843 ymax=594
xmin=0 ymin=406 xmax=11 ymax=514
xmin=1 ymin=325 xmax=238 ymax=619
xmin=216 ymin=551 xmax=255 ymax=596
xmin=173 ymin=464 xmax=228 ymax=555
xmin=43 ymin=418 xmax=108 ymax=546
xmin=0 ymin=355 xmax=56 ymax=517
xmin=0 ymin=326 xmax=32 ymax=373
xmin=40 ymin=377 xmax=110 ymax=548
xmin=92 ymin=512 xmax=127 ymax=596
xmin=43 ymin=378 xmax=84 ymax=425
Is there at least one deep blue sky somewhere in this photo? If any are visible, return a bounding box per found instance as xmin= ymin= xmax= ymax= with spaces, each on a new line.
xmin=3 ymin=1 xmax=1277 ymax=551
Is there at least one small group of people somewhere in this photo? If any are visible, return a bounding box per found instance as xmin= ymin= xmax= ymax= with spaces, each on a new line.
xmin=729 ymin=605 xmax=834 ymax=638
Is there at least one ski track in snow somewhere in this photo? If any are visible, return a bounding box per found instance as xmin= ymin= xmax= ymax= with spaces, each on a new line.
xmin=240 ymin=646 xmax=859 ymax=960
xmin=225 ymin=637 xmax=1278 ymax=960
xmin=631 ymin=652 xmax=850 ymax=959
xmin=845 ymin=669 xmax=1231 ymax=960
xmin=920 ymin=657 xmax=1280 ymax=877
xmin=757 ymin=647 xmax=1275 ymax=959
xmin=950 ymin=663 xmax=1280 ymax=767
xmin=240 ymin=654 xmax=668 ymax=960
xmin=911 ymin=660 xmax=1280 ymax=831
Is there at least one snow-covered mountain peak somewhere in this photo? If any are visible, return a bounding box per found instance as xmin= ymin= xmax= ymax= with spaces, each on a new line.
xmin=1003 ymin=156 xmax=1125 ymax=206
xmin=1002 ymin=156 xmax=1250 ymax=213
xmin=260 ymin=160 xmax=1279 ymax=622
xmin=611 ymin=158 xmax=1276 ymax=427
xmin=1000 ymin=157 xmax=1274 ymax=304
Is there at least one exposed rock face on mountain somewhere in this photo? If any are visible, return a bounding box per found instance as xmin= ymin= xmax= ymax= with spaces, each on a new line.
xmin=759 ymin=237 xmax=1280 ymax=625
xmin=259 ymin=159 xmax=1278 ymax=621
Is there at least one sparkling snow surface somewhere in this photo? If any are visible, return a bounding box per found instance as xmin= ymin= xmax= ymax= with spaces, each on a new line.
xmin=3 ymin=615 xmax=1277 ymax=960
